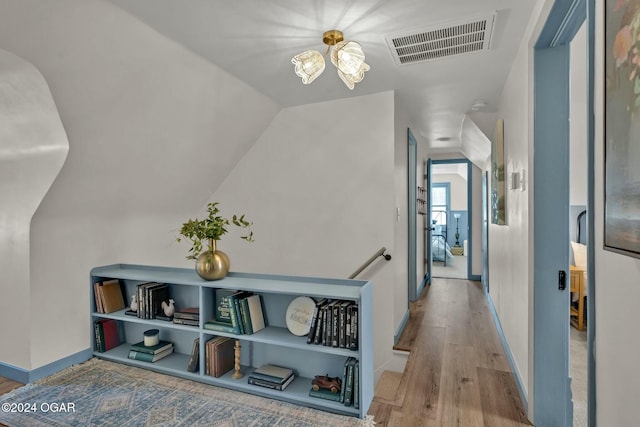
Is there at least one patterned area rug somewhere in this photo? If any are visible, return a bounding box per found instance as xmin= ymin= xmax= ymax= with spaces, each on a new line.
xmin=0 ymin=359 xmax=373 ymax=427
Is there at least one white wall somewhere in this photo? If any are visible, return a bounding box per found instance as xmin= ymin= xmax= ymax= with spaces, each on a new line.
xmin=489 ymin=0 xmax=554 ymax=408
xmin=208 ymin=92 xmax=398 ymax=380
xmin=0 ymin=49 xmax=68 ymax=368
xmin=0 ymin=0 xmax=279 ymax=370
xmin=432 ymin=173 xmax=467 ymax=211
xmin=594 ymin=1 xmax=640 ymax=424
xmin=393 ymin=95 xmax=410 ymax=333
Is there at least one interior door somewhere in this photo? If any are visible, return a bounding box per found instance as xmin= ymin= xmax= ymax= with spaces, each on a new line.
xmin=425 ymin=158 xmax=432 ymax=285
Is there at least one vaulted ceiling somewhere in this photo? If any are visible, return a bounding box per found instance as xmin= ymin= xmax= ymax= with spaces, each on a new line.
xmin=107 ymin=0 xmax=536 ymax=160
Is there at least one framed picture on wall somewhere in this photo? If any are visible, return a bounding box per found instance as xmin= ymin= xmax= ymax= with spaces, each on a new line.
xmin=604 ymin=0 xmax=640 ymax=258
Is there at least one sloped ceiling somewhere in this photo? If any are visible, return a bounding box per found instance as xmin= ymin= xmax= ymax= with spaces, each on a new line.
xmin=107 ymin=0 xmax=535 ymax=153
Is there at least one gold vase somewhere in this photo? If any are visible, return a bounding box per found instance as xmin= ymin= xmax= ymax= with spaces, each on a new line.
xmin=195 ymin=239 xmax=230 ymax=280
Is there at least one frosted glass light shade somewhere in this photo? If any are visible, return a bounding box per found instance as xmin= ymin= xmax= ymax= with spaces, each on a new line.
xmin=331 ymin=41 xmax=370 ymax=90
xmin=291 ymin=50 xmax=325 ymax=84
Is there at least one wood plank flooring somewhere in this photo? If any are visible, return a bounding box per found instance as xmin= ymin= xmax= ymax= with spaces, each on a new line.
xmin=372 ymin=278 xmax=531 ymax=427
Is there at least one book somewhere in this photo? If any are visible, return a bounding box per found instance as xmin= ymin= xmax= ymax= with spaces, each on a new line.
xmin=94 ymin=319 xmax=120 ymax=352
xmin=308 ymin=387 xmax=342 ymax=402
xmin=174 ymin=307 xmax=200 ymax=321
xmin=214 ymin=289 xmax=242 ymax=334
xmin=248 ymin=374 xmax=295 ymax=391
xmin=214 ymin=289 xmax=236 ymax=324
xmin=93 ymin=281 xmax=104 ymax=313
xmin=238 ymin=296 xmax=253 ymax=335
xmin=313 ymin=300 xmax=327 ymax=345
xmin=331 ymin=300 xmax=341 ymax=347
xmin=354 ymin=359 xmax=360 ymax=409
xmin=172 ymin=318 xmax=199 ymax=327
xmin=349 ymin=304 xmax=359 ymax=351
xmin=338 ymin=301 xmax=352 ymax=348
xmin=340 ymin=357 xmax=354 ymax=403
xmin=187 ymin=338 xmax=200 ymax=372
xmin=252 ymin=364 xmax=293 ymax=382
xmin=128 ymin=346 xmax=173 ymax=362
xmin=248 ymin=371 xmax=293 ymax=384
xmin=306 ymin=298 xmax=326 ymax=344
xmin=99 ymin=279 xmax=125 ymax=314
xmin=344 ymin=358 xmax=356 ymax=406
xmin=246 ymin=294 xmax=265 ymax=333
xmin=147 ymin=283 xmax=170 ymax=319
xmin=205 ymin=336 xmax=235 ymax=377
xmin=130 ymin=340 xmax=173 ymax=355
xmin=204 ymin=320 xmax=239 ymax=334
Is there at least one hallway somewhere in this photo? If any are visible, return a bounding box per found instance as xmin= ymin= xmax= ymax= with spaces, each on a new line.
xmin=369 ymin=278 xmax=531 ymax=426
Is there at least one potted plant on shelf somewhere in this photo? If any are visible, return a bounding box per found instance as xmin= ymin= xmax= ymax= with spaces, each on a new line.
xmin=177 ymin=202 xmax=253 ymax=280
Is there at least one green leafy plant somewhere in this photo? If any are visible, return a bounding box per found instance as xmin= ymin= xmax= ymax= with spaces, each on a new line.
xmin=177 ymin=202 xmax=253 ymax=259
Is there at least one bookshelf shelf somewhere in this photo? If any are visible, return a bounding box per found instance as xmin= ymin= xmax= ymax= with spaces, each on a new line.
xmin=90 ymin=263 xmax=373 ymax=419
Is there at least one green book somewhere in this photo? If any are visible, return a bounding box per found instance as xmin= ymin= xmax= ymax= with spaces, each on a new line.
xmin=128 ymin=346 xmax=173 ymax=362
xmin=354 ymin=359 xmax=360 ymax=409
xmin=238 ymin=296 xmax=253 ymax=334
xmin=204 ymin=320 xmax=239 ymax=334
xmin=130 ymin=340 xmax=173 ymax=355
xmin=340 ymin=357 xmax=354 ymax=403
xmin=215 ymin=289 xmax=236 ymax=323
xmin=308 ymin=387 xmax=342 ymax=402
xmin=344 ymin=358 xmax=356 ymax=406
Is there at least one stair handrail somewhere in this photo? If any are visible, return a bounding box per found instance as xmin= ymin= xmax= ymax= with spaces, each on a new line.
xmin=349 ymin=247 xmax=392 ymax=279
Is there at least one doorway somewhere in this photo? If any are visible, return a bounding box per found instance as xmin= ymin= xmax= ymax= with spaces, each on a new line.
xmin=429 ymin=160 xmax=470 ymax=279
xmin=532 ymin=0 xmax=594 ymax=426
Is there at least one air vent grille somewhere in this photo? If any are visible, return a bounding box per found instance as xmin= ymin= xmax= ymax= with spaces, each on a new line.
xmin=386 ymin=15 xmax=495 ymax=65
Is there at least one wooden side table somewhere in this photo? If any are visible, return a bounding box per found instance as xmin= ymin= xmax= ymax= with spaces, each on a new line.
xmin=570 ymin=265 xmax=585 ymax=331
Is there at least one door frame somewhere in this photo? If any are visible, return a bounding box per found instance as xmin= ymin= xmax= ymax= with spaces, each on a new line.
xmin=533 ymin=0 xmax=594 ymax=426
xmin=430 ymin=158 xmax=474 ymax=280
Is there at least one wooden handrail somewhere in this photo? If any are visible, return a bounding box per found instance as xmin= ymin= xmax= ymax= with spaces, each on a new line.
xmin=349 ymin=247 xmax=392 ymax=279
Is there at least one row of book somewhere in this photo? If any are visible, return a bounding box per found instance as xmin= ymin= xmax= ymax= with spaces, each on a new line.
xmin=204 ymin=336 xmax=235 ymax=377
xmin=127 ymin=340 xmax=174 ymax=363
xmin=248 ymin=364 xmax=295 ymax=391
xmin=203 ymin=289 xmax=265 ymax=335
xmin=134 ymin=282 xmax=171 ymax=320
xmin=308 ymin=357 xmax=360 ymax=408
xmin=94 ymin=279 xmax=126 ymax=314
xmin=94 ymin=318 xmax=120 ymax=352
xmin=306 ymin=299 xmax=358 ymax=351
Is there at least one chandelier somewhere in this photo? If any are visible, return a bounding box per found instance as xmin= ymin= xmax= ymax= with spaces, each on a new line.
xmin=291 ymin=30 xmax=370 ymax=90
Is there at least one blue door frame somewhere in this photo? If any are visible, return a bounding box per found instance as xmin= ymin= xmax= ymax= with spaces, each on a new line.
xmin=430 ymin=158 xmax=475 ymax=280
xmin=533 ymin=0 xmax=594 ymax=426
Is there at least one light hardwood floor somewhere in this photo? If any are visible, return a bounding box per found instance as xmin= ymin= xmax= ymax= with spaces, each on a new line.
xmin=0 ymin=278 xmax=530 ymax=427
xmin=370 ymin=278 xmax=532 ymax=427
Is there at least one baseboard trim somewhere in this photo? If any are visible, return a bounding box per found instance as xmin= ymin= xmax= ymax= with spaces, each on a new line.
xmin=469 ymin=274 xmax=482 ymax=281
xmin=394 ymin=309 xmax=411 ymax=346
xmin=485 ymin=291 xmax=529 ymax=413
xmin=415 ymin=275 xmax=428 ymax=300
xmin=0 ymin=348 xmax=93 ymax=383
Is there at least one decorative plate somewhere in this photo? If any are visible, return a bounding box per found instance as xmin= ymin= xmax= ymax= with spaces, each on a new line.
xmin=285 ymin=296 xmax=316 ymax=336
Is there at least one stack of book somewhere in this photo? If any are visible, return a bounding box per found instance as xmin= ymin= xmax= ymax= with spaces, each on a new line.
xmin=306 ymin=299 xmax=358 ymax=351
xmin=308 ymin=357 xmax=359 ymax=408
xmin=205 ymin=336 xmax=235 ymax=378
xmin=204 ymin=289 xmax=265 ymax=335
xmin=248 ymin=364 xmax=295 ymax=391
xmin=173 ymin=307 xmax=200 ymax=327
xmin=134 ymin=282 xmax=171 ymax=320
xmin=128 ymin=340 xmax=174 ymax=363
xmin=93 ymin=279 xmax=126 ymax=314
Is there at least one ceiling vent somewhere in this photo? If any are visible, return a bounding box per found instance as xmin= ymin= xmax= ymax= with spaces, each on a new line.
xmin=385 ymin=13 xmax=496 ymax=66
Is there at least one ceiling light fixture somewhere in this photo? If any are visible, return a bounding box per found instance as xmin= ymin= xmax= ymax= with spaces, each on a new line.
xmin=291 ymin=30 xmax=370 ymax=90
